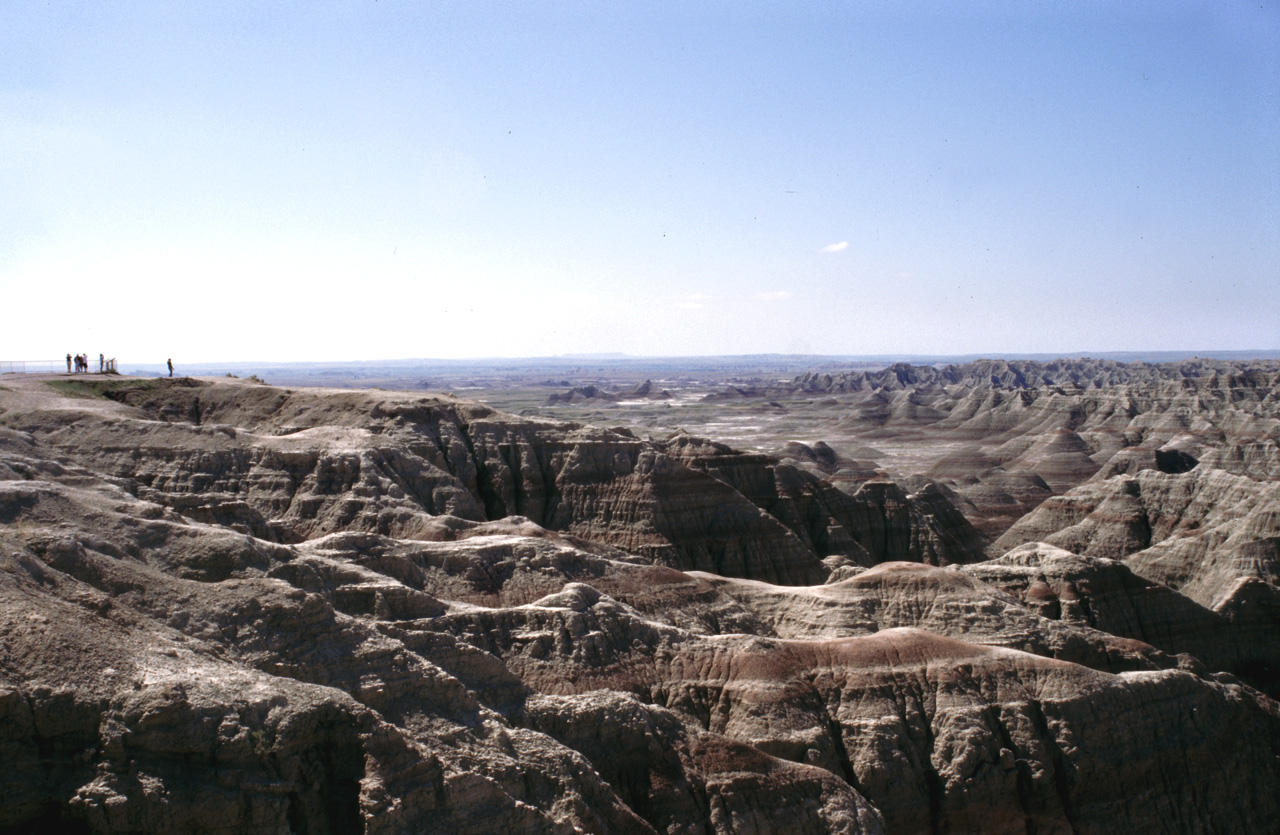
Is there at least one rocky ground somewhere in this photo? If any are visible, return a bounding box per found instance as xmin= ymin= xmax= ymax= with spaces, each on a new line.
xmin=1 ymin=362 xmax=1277 ymax=834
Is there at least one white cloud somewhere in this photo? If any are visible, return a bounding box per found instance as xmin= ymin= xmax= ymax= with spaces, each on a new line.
xmin=756 ymin=291 xmax=793 ymax=301
xmin=821 ymin=241 xmax=849 ymax=253
xmin=669 ymin=293 xmax=711 ymax=310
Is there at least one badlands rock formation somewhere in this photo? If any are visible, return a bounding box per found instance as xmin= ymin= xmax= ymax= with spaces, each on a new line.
xmin=546 ymin=380 xmax=673 ymax=405
xmin=1 ymin=364 xmax=1278 ymax=834
xmin=793 ymin=358 xmax=1280 ymax=539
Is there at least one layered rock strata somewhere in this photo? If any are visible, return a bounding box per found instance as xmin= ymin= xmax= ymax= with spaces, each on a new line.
xmin=3 ymin=378 xmax=986 ymax=584
xmin=2 ymin=371 xmax=1278 ymax=833
xmin=0 ymin=464 xmax=882 ymax=834
xmin=790 ymin=359 xmax=1280 ymax=537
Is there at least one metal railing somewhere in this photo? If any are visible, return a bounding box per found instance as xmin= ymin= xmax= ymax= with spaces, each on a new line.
xmin=0 ymin=358 xmax=118 ymax=374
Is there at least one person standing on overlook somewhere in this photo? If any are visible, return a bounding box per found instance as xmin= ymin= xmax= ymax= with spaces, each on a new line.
xmin=99 ymin=354 xmax=104 ymax=373
xmin=66 ymin=354 xmax=72 ymax=373
xmin=167 ymin=358 xmax=173 ymax=377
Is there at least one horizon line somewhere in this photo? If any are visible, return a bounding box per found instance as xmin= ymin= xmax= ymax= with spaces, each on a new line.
xmin=104 ymin=348 xmax=1280 ymax=369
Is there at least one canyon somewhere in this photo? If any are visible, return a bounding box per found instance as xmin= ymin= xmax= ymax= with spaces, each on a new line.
xmin=1 ymin=357 xmax=1277 ymax=833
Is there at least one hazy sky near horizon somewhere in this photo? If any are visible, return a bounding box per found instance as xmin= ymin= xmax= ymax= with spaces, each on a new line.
xmin=3 ymin=1 xmax=1277 ymax=363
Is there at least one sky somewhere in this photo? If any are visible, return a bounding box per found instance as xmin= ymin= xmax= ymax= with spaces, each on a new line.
xmin=2 ymin=0 xmax=1278 ymax=363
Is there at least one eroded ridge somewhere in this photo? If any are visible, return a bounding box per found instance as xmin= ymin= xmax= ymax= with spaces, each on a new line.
xmin=2 ymin=371 xmax=1278 ymax=833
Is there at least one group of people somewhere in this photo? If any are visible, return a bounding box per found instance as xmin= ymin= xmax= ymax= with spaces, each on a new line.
xmin=64 ymin=354 xmax=172 ymax=376
xmin=67 ymin=353 xmax=103 ymax=373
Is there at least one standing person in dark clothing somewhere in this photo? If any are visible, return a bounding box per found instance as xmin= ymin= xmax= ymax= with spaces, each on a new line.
xmin=99 ymin=354 xmax=104 ymax=373
xmin=167 ymin=358 xmax=173 ymax=377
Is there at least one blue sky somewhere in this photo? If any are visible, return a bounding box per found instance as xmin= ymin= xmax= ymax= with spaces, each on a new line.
xmin=2 ymin=1 xmax=1277 ymax=362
